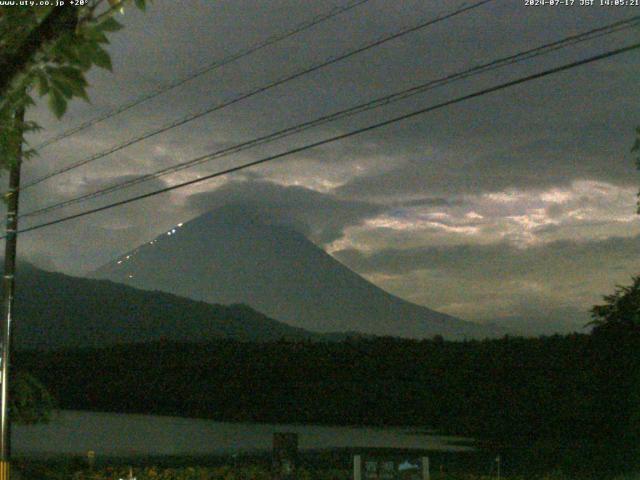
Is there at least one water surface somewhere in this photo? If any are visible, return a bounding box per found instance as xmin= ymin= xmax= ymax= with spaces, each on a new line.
xmin=13 ymin=410 xmax=473 ymax=457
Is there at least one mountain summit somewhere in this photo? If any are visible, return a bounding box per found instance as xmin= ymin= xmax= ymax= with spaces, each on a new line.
xmin=92 ymin=205 xmax=499 ymax=339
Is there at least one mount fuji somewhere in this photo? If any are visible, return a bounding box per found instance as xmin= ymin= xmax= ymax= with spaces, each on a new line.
xmin=92 ymin=205 xmax=500 ymax=339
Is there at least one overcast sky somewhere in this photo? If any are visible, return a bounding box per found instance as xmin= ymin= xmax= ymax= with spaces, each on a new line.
xmin=9 ymin=0 xmax=640 ymax=334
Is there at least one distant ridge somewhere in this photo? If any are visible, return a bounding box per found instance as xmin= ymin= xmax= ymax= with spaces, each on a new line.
xmin=93 ymin=204 xmax=501 ymax=340
xmin=10 ymin=263 xmax=348 ymax=350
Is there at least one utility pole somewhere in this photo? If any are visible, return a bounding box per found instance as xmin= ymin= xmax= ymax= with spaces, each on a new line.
xmin=0 ymin=106 xmax=24 ymax=480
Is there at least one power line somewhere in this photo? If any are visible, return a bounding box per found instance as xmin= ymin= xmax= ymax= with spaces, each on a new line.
xmin=31 ymin=0 xmax=373 ymax=151
xmin=11 ymin=41 xmax=640 ymax=238
xmin=20 ymin=0 xmax=494 ymax=191
xmin=22 ymin=16 xmax=638 ymax=218
xmin=19 ymin=15 xmax=640 ymax=220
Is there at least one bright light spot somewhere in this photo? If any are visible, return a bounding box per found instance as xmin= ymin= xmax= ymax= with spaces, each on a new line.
xmin=540 ymin=189 xmax=572 ymax=203
xmin=177 ymin=223 xmax=183 ymax=227
xmin=423 ymin=222 xmax=480 ymax=234
xmin=364 ymin=216 xmax=479 ymax=235
xmin=567 ymin=210 xmax=587 ymax=221
xmin=484 ymin=191 xmax=520 ymax=203
xmin=117 ymin=260 xmax=122 ymax=265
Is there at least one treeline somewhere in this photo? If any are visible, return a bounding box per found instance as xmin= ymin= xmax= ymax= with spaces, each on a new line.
xmin=14 ymin=330 xmax=640 ymax=475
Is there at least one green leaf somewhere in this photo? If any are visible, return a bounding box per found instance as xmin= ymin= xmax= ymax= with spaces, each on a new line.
xmin=97 ymin=17 xmax=123 ymax=33
xmin=74 ymin=42 xmax=95 ymax=70
xmin=56 ymin=66 xmax=87 ymax=86
xmin=23 ymin=94 xmax=35 ymax=108
xmin=135 ymin=0 xmax=147 ymax=10
xmin=75 ymin=87 xmax=90 ymax=103
xmin=35 ymin=71 xmax=49 ymax=96
xmin=48 ymin=89 xmax=67 ymax=118
xmin=50 ymin=32 xmax=80 ymax=60
xmin=84 ymin=26 xmax=109 ymax=45
xmin=50 ymin=77 xmax=73 ymax=99
xmin=23 ymin=120 xmax=41 ymax=133
xmin=64 ymin=78 xmax=90 ymax=102
xmin=92 ymin=45 xmax=113 ymax=71
xmin=47 ymin=67 xmax=90 ymax=103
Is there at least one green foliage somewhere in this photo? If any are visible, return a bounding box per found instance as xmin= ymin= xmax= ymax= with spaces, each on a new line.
xmin=588 ymin=277 xmax=640 ymax=472
xmin=9 ymin=371 xmax=56 ymax=424
xmin=0 ymin=0 xmax=151 ymax=169
xmin=589 ymin=276 xmax=640 ymax=334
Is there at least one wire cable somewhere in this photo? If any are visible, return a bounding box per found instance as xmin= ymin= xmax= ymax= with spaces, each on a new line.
xmin=19 ymin=15 xmax=640 ymax=220
xmin=9 ymin=41 xmax=640 ymax=238
xmin=31 ymin=0 xmax=373 ymax=151
xmin=20 ymin=0 xmax=494 ymax=191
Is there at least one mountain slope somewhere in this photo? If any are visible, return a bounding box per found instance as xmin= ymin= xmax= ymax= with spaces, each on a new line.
xmin=11 ymin=263 xmax=327 ymax=350
xmin=92 ymin=205 xmax=499 ymax=339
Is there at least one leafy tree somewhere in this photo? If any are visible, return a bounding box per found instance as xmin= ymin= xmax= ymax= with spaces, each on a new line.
xmin=0 ymin=0 xmax=150 ymax=168
xmin=0 ymin=0 xmax=151 ymax=424
xmin=588 ymin=278 xmax=640 ymax=473
xmin=589 ymin=276 xmax=640 ymax=336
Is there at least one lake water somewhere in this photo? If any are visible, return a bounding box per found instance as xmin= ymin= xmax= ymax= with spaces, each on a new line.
xmin=12 ymin=410 xmax=473 ymax=458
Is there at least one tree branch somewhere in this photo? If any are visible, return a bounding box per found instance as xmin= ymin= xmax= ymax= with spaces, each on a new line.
xmin=0 ymin=6 xmax=79 ymax=100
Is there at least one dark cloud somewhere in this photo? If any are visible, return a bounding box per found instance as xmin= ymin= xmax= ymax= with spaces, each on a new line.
xmin=333 ymin=235 xmax=640 ymax=277
xmin=336 ymin=105 xmax=639 ymax=199
xmin=332 ymin=235 xmax=640 ymax=335
xmin=185 ymin=178 xmax=459 ymax=245
xmin=185 ymin=179 xmax=385 ymax=244
xmin=25 ymin=0 xmax=640 ymax=200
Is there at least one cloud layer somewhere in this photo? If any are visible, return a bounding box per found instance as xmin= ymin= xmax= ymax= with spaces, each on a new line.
xmin=6 ymin=0 xmax=640 ymax=335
